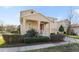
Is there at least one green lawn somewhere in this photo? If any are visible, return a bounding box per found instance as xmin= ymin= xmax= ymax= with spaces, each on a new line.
xmin=0 ymin=31 xmax=13 ymax=35
xmin=26 ymin=43 xmax=79 ymax=52
xmin=69 ymin=36 xmax=79 ymax=39
xmin=64 ymin=34 xmax=79 ymax=39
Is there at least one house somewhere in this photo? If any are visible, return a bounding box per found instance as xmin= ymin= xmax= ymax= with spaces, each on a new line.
xmin=20 ymin=9 xmax=70 ymax=36
xmin=70 ymin=24 xmax=79 ymax=35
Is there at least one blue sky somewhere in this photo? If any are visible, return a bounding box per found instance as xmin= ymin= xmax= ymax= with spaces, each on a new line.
xmin=0 ymin=6 xmax=79 ymax=25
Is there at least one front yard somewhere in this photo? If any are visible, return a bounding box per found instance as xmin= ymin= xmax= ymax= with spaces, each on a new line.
xmin=27 ymin=43 xmax=79 ymax=52
xmin=69 ymin=36 xmax=79 ymax=39
xmin=65 ymin=34 xmax=79 ymax=39
xmin=0 ymin=29 xmax=79 ymax=52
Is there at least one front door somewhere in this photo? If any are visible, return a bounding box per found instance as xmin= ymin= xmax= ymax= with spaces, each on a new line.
xmin=40 ymin=24 xmax=44 ymax=35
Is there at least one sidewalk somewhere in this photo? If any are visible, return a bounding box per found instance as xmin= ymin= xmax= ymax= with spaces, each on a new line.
xmin=0 ymin=37 xmax=79 ymax=52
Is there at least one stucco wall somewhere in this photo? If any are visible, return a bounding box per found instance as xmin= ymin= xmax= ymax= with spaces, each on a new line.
xmin=71 ymin=27 xmax=79 ymax=35
xmin=20 ymin=10 xmax=70 ymax=36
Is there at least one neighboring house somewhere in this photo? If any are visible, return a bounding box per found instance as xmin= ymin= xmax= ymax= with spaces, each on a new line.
xmin=70 ymin=24 xmax=79 ymax=35
xmin=20 ymin=9 xmax=70 ymax=36
xmin=57 ymin=20 xmax=70 ymax=33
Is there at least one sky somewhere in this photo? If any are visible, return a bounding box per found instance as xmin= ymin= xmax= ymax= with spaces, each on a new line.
xmin=0 ymin=6 xmax=79 ymax=25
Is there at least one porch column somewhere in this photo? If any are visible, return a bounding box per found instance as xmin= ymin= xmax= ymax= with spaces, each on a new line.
xmin=21 ymin=18 xmax=27 ymax=34
xmin=37 ymin=21 xmax=40 ymax=33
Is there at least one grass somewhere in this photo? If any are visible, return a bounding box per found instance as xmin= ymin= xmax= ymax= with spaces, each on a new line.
xmin=0 ymin=31 xmax=19 ymax=35
xmin=64 ymin=34 xmax=79 ymax=39
xmin=69 ymin=36 xmax=79 ymax=39
xmin=26 ymin=43 xmax=79 ymax=52
xmin=0 ymin=43 xmax=27 ymax=48
xmin=0 ymin=31 xmax=13 ymax=35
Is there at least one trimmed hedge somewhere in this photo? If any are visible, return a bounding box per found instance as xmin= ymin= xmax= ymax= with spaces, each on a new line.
xmin=2 ymin=35 xmax=50 ymax=44
xmin=2 ymin=34 xmax=65 ymax=44
xmin=24 ymin=36 xmax=50 ymax=44
xmin=50 ymin=34 xmax=65 ymax=42
xmin=2 ymin=35 xmax=24 ymax=44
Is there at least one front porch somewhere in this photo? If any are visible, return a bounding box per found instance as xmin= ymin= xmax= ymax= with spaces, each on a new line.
xmin=25 ymin=20 xmax=50 ymax=36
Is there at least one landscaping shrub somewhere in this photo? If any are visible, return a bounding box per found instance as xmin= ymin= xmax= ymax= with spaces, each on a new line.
xmin=59 ymin=25 xmax=64 ymax=33
xmin=64 ymin=31 xmax=66 ymax=34
xmin=2 ymin=32 xmax=65 ymax=45
xmin=24 ymin=36 xmax=50 ymax=44
xmin=50 ymin=33 xmax=55 ymax=35
xmin=70 ymin=31 xmax=77 ymax=36
xmin=2 ymin=35 xmax=24 ymax=44
xmin=23 ymin=29 xmax=50 ymax=44
xmin=0 ymin=35 xmax=5 ymax=45
xmin=25 ymin=29 xmax=38 ymax=37
xmin=50 ymin=33 xmax=65 ymax=42
xmin=2 ymin=35 xmax=50 ymax=44
xmin=11 ymin=31 xmax=18 ymax=34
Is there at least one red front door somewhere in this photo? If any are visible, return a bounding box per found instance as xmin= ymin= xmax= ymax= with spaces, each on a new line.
xmin=40 ymin=24 xmax=44 ymax=34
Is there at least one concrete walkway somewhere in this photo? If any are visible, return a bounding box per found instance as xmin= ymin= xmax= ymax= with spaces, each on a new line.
xmin=0 ymin=37 xmax=79 ymax=52
xmin=64 ymin=37 xmax=79 ymax=43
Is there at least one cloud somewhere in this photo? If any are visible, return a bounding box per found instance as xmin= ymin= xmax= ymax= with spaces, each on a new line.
xmin=74 ymin=9 xmax=79 ymax=14
xmin=1 ymin=6 xmax=14 ymax=9
xmin=57 ymin=16 xmax=64 ymax=20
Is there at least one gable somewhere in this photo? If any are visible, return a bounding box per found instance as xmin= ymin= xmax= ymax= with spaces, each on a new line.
xmin=23 ymin=13 xmax=50 ymax=22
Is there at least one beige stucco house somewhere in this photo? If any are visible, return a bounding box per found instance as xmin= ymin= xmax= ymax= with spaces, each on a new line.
xmin=70 ymin=24 xmax=79 ymax=35
xmin=20 ymin=9 xmax=70 ymax=36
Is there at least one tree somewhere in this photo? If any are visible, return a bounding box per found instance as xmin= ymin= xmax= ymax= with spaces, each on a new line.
xmin=17 ymin=25 xmax=20 ymax=34
xmin=67 ymin=8 xmax=74 ymax=34
xmin=0 ymin=20 xmax=4 ymax=32
xmin=59 ymin=25 xmax=64 ymax=32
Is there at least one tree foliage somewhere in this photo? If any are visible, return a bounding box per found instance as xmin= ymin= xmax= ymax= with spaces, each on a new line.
xmin=59 ymin=25 xmax=64 ymax=32
xmin=25 ymin=29 xmax=38 ymax=37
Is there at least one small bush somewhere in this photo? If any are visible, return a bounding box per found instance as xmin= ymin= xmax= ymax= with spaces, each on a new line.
xmin=50 ymin=34 xmax=65 ymax=42
xmin=25 ymin=29 xmax=38 ymax=37
xmin=59 ymin=25 xmax=64 ymax=32
xmin=11 ymin=31 xmax=18 ymax=34
xmin=50 ymin=33 xmax=55 ymax=35
xmin=0 ymin=35 xmax=5 ymax=45
xmin=64 ymin=32 xmax=66 ymax=34
xmin=70 ymin=32 xmax=77 ymax=36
